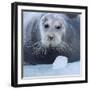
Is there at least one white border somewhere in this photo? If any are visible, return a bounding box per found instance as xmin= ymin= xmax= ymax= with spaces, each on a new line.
xmin=17 ymin=5 xmax=86 ymax=84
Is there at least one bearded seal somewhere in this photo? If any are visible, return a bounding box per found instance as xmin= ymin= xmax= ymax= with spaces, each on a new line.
xmin=23 ymin=13 xmax=80 ymax=65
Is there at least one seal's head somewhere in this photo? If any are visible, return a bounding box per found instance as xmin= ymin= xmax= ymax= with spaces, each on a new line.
xmin=39 ymin=13 xmax=68 ymax=48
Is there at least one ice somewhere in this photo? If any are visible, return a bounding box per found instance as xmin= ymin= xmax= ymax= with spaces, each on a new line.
xmin=23 ymin=61 xmax=80 ymax=78
xmin=53 ymin=56 xmax=68 ymax=69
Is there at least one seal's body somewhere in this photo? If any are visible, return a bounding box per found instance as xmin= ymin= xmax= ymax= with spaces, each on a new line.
xmin=23 ymin=13 xmax=80 ymax=65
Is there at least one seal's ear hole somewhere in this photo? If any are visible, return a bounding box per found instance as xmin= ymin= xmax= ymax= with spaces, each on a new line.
xmin=44 ymin=17 xmax=48 ymax=22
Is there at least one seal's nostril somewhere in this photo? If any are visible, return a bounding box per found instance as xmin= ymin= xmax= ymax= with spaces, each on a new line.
xmin=48 ymin=36 xmax=54 ymax=40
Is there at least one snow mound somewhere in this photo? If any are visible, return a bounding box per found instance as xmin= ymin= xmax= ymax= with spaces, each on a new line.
xmin=53 ymin=56 xmax=68 ymax=69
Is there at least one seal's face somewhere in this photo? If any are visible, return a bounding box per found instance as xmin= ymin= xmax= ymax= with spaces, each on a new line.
xmin=40 ymin=13 xmax=66 ymax=48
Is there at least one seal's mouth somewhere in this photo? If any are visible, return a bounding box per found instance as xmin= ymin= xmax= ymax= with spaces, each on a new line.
xmin=48 ymin=43 xmax=53 ymax=48
xmin=47 ymin=41 xmax=59 ymax=48
xmin=46 ymin=43 xmax=57 ymax=50
xmin=42 ymin=38 xmax=61 ymax=48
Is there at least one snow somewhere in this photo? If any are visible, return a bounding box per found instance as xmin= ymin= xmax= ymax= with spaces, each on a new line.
xmin=53 ymin=56 xmax=68 ymax=69
xmin=23 ymin=61 xmax=80 ymax=78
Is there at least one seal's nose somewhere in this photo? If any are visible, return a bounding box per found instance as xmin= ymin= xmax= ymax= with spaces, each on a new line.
xmin=48 ymin=35 xmax=54 ymax=41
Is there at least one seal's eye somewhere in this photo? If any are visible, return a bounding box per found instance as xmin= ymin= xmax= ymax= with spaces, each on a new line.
xmin=44 ymin=24 xmax=49 ymax=28
xmin=55 ymin=25 xmax=62 ymax=29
